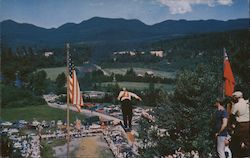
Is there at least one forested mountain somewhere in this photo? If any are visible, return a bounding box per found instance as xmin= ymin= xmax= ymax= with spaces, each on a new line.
xmin=1 ymin=17 xmax=248 ymax=54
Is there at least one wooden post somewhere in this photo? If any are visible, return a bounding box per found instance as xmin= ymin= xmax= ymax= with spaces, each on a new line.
xmin=66 ymin=43 xmax=70 ymax=157
xmin=222 ymin=48 xmax=225 ymax=99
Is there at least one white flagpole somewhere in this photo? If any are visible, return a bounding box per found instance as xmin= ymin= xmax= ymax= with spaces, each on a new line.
xmin=66 ymin=43 xmax=70 ymax=157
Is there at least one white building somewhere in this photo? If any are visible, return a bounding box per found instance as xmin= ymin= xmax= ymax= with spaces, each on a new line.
xmin=113 ymin=51 xmax=137 ymax=56
xmin=146 ymin=71 xmax=154 ymax=76
xmin=129 ymin=51 xmax=136 ymax=56
xmin=44 ymin=52 xmax=54 ymax=57
xmin=150 ymin=50 xmax=164 ymax=58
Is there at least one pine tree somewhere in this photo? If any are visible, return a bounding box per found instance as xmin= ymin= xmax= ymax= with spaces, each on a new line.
xmin=139 ymin=65 xmax=220 ymax=157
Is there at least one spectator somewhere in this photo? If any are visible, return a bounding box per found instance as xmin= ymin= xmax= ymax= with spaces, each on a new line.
xmin=224 ymin=135 xmax=232 ymax=158
xmin=214 ymin=98 xmax=228 ymax=158
xmin=231 ymin=91 xmax=249 ymax=157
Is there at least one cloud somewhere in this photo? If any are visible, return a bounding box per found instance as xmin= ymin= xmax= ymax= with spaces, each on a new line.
xmin=157 ymin=0 xmax=233 ymax=14
xmin=217 ymin=0 xmax=233 ymax=5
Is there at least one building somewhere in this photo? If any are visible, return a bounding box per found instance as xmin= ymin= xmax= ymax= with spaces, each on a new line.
xmin=129 ymin=51 xmax=136 ymax=56
xmin=145 ymin=71 xmax=154 ymax=76
xmin=150 ymin=50 xmax=164 ymax=58
xmin=44 ymin=52 xmax=54 ymax=57
xmin=113 ymin=51 xmax=137 ymax=56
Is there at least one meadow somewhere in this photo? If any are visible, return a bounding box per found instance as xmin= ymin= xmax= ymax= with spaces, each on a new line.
xmin=41 ymin=66 xmax=176 ymax=81
xmin=103 ymin=67 xmax=176 ymax=79
xmin=1 ymin=105 xmax=85 ymax=122
xmin=39 ymin=67 xmax=66 ymax=81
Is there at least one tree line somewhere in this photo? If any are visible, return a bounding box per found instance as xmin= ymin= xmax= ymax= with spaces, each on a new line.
xmin=1 ymin=44 xmax=91 ymax=108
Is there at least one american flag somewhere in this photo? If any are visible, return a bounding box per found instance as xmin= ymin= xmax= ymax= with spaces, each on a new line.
xmin=68 ymin=53 xmax=83 ymax=112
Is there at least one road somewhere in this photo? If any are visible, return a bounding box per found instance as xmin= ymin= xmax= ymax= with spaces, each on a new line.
xmin=93 ymin=64 xmax=110 ymax=76
xmin=43 ymin=95 xmax=122 ymax=123
xmin=43 ymin=95 xmax=136 ymax=145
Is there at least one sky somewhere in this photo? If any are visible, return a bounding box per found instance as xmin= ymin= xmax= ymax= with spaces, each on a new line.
xmin=0 ymin=0 xmax=249 ymax=28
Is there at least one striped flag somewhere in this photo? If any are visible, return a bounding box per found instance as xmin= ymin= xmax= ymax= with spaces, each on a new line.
xmin=68 ymin=53 xmax=84 ymax=112
xmin=224 ymin=49 xmax=235 ymax=97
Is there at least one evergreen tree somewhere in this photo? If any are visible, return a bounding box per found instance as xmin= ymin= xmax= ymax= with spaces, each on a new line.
xmin=28 ymin=70 xmax=48 ymax=95
xmin=55 ymin=72 xmax=66 ymax=94
xmin=139 ymin=65 xmax=220 ymax=157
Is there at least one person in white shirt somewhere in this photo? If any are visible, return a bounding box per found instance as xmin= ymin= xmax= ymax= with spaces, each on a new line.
xmin=231 ymin=91 xmax=249 ymax=123
xmin=117 ymin=87 xmax=141 ymax=130
xmin=231 ymin=91 xmax=249 ymax=157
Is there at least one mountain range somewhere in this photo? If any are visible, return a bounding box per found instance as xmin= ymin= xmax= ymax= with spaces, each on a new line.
xmin=1 ymin=17 xmax=249 ymax=55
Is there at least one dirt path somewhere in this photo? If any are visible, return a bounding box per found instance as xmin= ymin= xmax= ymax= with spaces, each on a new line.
xmin=75 ymin=136 xmax=98 ymax=158
xmin=75 ymin=135 xmax=114 ymax=158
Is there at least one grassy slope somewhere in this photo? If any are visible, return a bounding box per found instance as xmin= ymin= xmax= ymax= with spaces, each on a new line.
xmin=39 ymin=67 xmax=66 ymax=81
xmin=1 ymin=105 xmax=85 ymax=122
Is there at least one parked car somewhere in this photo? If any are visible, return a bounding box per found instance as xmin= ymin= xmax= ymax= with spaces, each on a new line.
xmin=19 ymin=120 xmax=28 ymax=124
xmin=57 ymin=120 xmax=63 ymax=126
xmin=1 ymin=121 xmax=13 ymax=126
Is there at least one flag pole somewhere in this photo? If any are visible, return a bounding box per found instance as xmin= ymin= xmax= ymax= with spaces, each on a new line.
xmin=222 ymin=48 xmax=225 ymax=99
xmin=66 ymin=43 xmax=70 ymax=157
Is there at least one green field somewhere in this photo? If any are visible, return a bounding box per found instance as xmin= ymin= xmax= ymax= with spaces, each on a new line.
xmin=1 ymin=105 xmax=85 ymax=122
xmin=40 ymin=66 xmax=176 ymax=81
xmin=101 ymin=81 xmax=174 ymax=91
xmin=39 ymin=67 xmax=66 ymax=81
xmin=103 ymin=67 xmax=176 ymax=78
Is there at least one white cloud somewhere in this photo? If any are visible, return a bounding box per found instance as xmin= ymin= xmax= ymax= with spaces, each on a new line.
xmin=158 ymin=0 xmax=192 ymax=14
xmin=157 ymin=0 xmax=233 ymax=14
xmin=217 ymin=0 xmax=233 ymax=5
